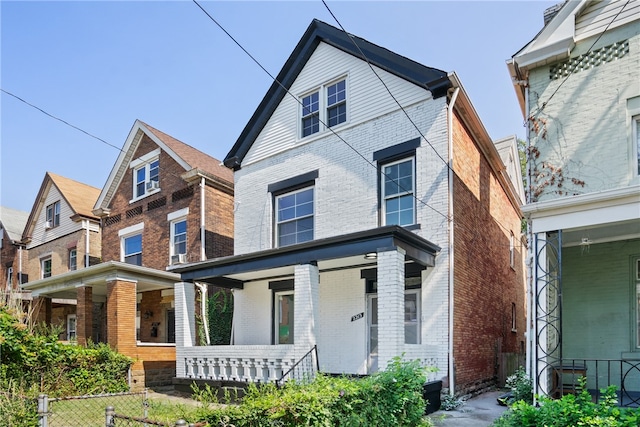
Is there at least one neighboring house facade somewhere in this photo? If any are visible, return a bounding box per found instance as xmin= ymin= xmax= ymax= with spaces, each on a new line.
xmin=173 ymin=20 xmax=526 ymax=395
xmin=21 ymin=172 xmax=102 ymax=341
xmin=0 ymin=206 xmax=29 ymax=292
xmin=22 ymin=120 xmax=234 ymax=389
xmin=508 ymin=0 xmax=640 ymax=403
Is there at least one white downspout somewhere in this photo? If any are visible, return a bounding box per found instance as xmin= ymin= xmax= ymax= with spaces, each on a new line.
xmin=200 ymin=177 xmax=206 ymax=261
xmin=195 ymin=282 xmax=210 ymax=345
xmin=84 ymin=219 xmax=90 ymax=268
xmin=18 ymin=246 xmax=23 ymax=286
xmin=447 ymin=86 xmax=460 ymax=396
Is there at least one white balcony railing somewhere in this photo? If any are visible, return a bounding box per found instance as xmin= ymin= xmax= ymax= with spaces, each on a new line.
xmin=177 ymin=345 xmax=296 ymax=383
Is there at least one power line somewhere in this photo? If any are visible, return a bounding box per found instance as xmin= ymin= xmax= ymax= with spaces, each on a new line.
xmin=528 ymin=0 xmax=631 ymax=120
xmin=1 ymin=88 xmax=124 ymax=153
xmin=191 ymin=0 xmax=450 ymax=222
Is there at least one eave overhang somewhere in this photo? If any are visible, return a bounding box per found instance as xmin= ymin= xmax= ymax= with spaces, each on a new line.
xmin=171 ymin=226 xmax=441 ymax=287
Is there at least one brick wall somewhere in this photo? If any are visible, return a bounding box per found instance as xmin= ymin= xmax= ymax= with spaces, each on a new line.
xmin=451 ymin=111 xmax=526 ymax=394
xmin=24 ymin=230 xmax=87 ymax=280
xmin=0 ymin=232 xmax=27 ymax=290
xmin=101 ymin=133 xmax=234 ymax=267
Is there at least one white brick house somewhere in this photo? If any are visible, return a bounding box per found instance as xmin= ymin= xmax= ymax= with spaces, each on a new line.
xmin=508 ymin=0 xmax=640 ymax=402
xmin=173 ymin=19 xmax=526 ymax=395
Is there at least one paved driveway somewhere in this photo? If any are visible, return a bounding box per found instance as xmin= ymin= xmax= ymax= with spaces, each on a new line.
xmin=427 ymin=390 xmax=508 ymax=427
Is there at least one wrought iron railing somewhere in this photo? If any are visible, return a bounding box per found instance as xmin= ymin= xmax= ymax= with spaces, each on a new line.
xmin=537 ymin=358 xmax=640 ymax=407
xmin=276 ymin=345 xmax=319 ymax=387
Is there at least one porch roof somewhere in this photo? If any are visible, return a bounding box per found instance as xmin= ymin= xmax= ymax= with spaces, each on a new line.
xmin=171 ymin=226 xmax=441 ymax=288
xmin=21 ymin=261 xmax=179 ymax=300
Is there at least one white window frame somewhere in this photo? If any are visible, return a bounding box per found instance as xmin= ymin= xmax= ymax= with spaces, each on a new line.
xmin=299 ymin=76 xmax=348 ymax=139
xmin=46 ymin=201 xmax=60 ymax=229
xmin=7 ymin=266 xmax=13 ymax=287
xmin=119 ymin=222 xmax=144 ymax=266
xmin=636 ymin=259 xmax=640 ymax=349
xmin=69 ymin=248 xmax=77 ymax=271
xmin=274 ymin=290 xmax=294 ymax=344
xmin=130 ymin=149 xmax=161 ymax=202
xmin=67 ymin=314 xmax=77 ymax=341
xmin=41 ymin=256 xmax=52 ymax=279
xmin=275 ymin=186 xmax=314 ymax=247
xmin=633 ymin=114 xmax=640 ymax=177
xmin=510 ymin=232 xmax=515 ymax=269
xmin=381 ymin=157 xmax=416 ymax=227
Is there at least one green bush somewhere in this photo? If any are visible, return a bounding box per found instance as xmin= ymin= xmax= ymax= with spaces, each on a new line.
xmin=198 ymin=357 xmax=433 ymax=426
xmin=493 ymin=378 xmax=640 ymax=427
xmin=0 ymin=304 xmax=132 ymax=397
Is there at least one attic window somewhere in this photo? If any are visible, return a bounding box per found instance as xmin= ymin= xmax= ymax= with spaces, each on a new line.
xmin=300 ymin=77 xmax=347 ymax=138
xmin=45 ymin=201 xmax=60 ymax=229
xmin=130 ymin=149 xmax=161 ymax=201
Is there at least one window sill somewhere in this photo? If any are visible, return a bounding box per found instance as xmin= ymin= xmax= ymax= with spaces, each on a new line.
xmin=129 ymin=188 xmax=161 ymax=204
xmin=621 ymin=351 xmax=640 ymax=359
xmin=403 ymin=224 xmax=421 ymax=231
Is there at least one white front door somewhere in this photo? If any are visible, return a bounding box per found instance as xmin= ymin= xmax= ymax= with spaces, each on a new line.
xmin=367 ymin=294 xmax=378 ymax=373
xmin=67 ymin=314 xmax=77 ymax=341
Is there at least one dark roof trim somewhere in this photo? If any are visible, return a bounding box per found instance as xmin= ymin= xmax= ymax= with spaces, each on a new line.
xmin=224 ymin=19 xmax=451 ymax=170
xmin=373 ymin=137 xmax=421 ymax=162
xmin=174 ymin=225 xmax=440 ymax=284
xmin=268 ymin=170 xmax=319 ymax=194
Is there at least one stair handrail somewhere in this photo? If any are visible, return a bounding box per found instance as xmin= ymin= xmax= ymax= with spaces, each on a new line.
xmin=276 ymin=345 xmax=319 ymax=387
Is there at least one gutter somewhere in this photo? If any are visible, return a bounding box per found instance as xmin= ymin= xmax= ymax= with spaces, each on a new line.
xmin=447 ymin=85 xmax=460 ymax=396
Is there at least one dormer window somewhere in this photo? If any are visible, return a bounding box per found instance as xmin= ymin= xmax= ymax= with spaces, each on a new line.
xmin=300 ymin=77 xmax=347 ymax=138
xmin=45 ymin=201 xmax=60 ymax=229
xmin=130 ymin=149 xmax=160 ymax=201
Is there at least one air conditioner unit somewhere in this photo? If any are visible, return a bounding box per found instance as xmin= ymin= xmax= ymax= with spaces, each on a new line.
xmin=44 ymin=221 xmax=52 ymax=229
xmin=171 ymin=253 xmax=187 ymax=265
xmin=146 ymin=180 xmax=160 ymax=191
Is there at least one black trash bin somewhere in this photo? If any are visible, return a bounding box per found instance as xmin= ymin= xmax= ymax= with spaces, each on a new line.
xmin=423 ymin=380 xmax=442 ymax=414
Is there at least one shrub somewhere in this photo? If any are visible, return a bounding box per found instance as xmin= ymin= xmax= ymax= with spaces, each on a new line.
xmin=504 ymin=366 xmax=533 ymax=405
xmin=493 ymin=378 xmax=640 ymax=427
xmin=198 ymin=357 xmax=434 ymax=426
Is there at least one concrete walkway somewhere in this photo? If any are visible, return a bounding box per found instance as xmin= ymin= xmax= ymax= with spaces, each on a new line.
xmin=427 ymin=390 xmax=509 ymax=427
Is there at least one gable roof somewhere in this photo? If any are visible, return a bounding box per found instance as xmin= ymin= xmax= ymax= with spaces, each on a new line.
xmin=224 ymin=19 xmax=451 ymax=170
xmin=22 ymin=172 xmax=101 ymax=240
xmin=0 ymin=206 xmax=29 ymax=244
xmin=94 ymin=120 xmax=233 ymax=212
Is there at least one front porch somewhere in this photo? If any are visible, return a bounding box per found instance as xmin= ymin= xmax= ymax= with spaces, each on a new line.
xmin=173 ymin=226 xmax=445 ymax=386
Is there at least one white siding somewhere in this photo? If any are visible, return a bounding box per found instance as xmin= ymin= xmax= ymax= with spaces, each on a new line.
xmin=244 ymin=42 xmax=432 ymax=165
xmin=575 ymin=0 xmax=640 ymax=42
xmin=27 ymin=185 xmax=84 ymax=249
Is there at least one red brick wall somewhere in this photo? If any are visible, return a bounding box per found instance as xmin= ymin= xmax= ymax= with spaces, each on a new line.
xmin=0 ymin=231 xmax=27 ymax=290
xmin=451 ymin=111 xmax=526 ymax=394
xmin=100 ymin=133 xmax=234 ymax=267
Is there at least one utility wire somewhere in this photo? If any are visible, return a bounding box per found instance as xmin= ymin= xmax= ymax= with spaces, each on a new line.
xmin=1 ymin=88 xmax=124 ymax=153
xmin=528 ymin=0 xmax=631 ymax=120
xmin=191 ymin=0 xmax=450 ymax=222
xmin=322 ymin=0 xmax=525 ymax=241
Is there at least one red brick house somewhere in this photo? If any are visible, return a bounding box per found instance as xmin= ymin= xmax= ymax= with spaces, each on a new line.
xmin=23 ymin=120 xmax=234 ymax=389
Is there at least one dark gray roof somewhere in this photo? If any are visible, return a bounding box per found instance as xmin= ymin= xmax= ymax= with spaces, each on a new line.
xmin=224 ymin=19 xmax=450 ymax=170
xmin=0 ymin=206 xmax=29 ymax=243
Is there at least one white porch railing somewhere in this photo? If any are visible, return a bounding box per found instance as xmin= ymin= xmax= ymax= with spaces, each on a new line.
xmin=177 ymin=345 xmax=296 ymax=383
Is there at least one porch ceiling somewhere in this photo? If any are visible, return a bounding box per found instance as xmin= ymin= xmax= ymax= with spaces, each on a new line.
xmin=172 ymin=226 xmax=441 ymax=287
xmin=562 ymin=219 xmax=640 ymax=247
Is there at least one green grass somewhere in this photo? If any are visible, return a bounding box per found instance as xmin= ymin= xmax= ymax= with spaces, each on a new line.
xmin=47 ymin=393 xmax=203 ymax=426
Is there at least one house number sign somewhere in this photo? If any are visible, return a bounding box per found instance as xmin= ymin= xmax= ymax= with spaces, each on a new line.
xmin=351 ymin=312 xmax=364 ymax=322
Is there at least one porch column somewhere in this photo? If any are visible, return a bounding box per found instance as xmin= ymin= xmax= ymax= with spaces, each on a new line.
xmin=106 ymin=279 xmax=136 ymax=354
xmin=76 ymin=286 xmax=93 ymax=346
xmin=175 ymin=282 xmax=196 ymax=378
xmin=294 ymin=263 xmax=320 ymax=360
xmin=377 ymin=246 xmax=405 ymax=371
xmin=33 ymin=296 xmax=52 ymax=324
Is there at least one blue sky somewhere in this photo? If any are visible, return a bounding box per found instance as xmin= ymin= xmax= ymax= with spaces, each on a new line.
xmin=1 ymin=1 xmax=555 ymax=213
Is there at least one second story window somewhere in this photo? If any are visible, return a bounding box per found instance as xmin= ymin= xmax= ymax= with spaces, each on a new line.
xmin=300 ymin=78 xmax=347 ymax=138
xmin=382 ymin=158 xmax=415 ymax=227
xmin=634 ymin=115 xmax=639 ymax=176
xmin=276 ymin=187 xmax=314 ymax=247
xmin=45 ymin=201 xmax=60 ymax=229
xmin=69 ymin=248 xmax=77 ymax=271
xmin=171 ymin=220 xmax=187 ymax=258
xmin=123 ymin=234 xmax=142 ymax=266
xmin=41 ymin=257 xmax=52 ymax=279
xmin=135 ymin=159 xmax=160 ymax=198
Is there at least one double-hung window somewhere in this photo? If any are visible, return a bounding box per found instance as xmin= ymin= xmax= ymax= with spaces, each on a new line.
xmin=69 ymin=248 xmax=77 ymax=271
xmin=634 ymin=115 xmax=640 ymax=176
xmin=300 ymin=78 xmax=347 ymax=138
xmin=276 ymin=187 xmax=314 ymax=247
xmin=7 ymin=266 xmax=13 ymax=288
xmin=41 ymin=257 xmax=52 ymax=279
xmin=46 ymin=201 xmax=60 ymax=229
xmin=124 ymin=234 xmax=142 ymax=266
xmin=636 ymin=259 xmax=640 ymax=348
xmin=382 ymin=158 xmax=415 ymax=226
xmin=131 ymin=149 xmax=160 ymax=200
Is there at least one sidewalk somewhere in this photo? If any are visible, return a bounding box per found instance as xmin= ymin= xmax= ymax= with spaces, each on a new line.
xmin=428 ymin=390 xmax=509 ymax=426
